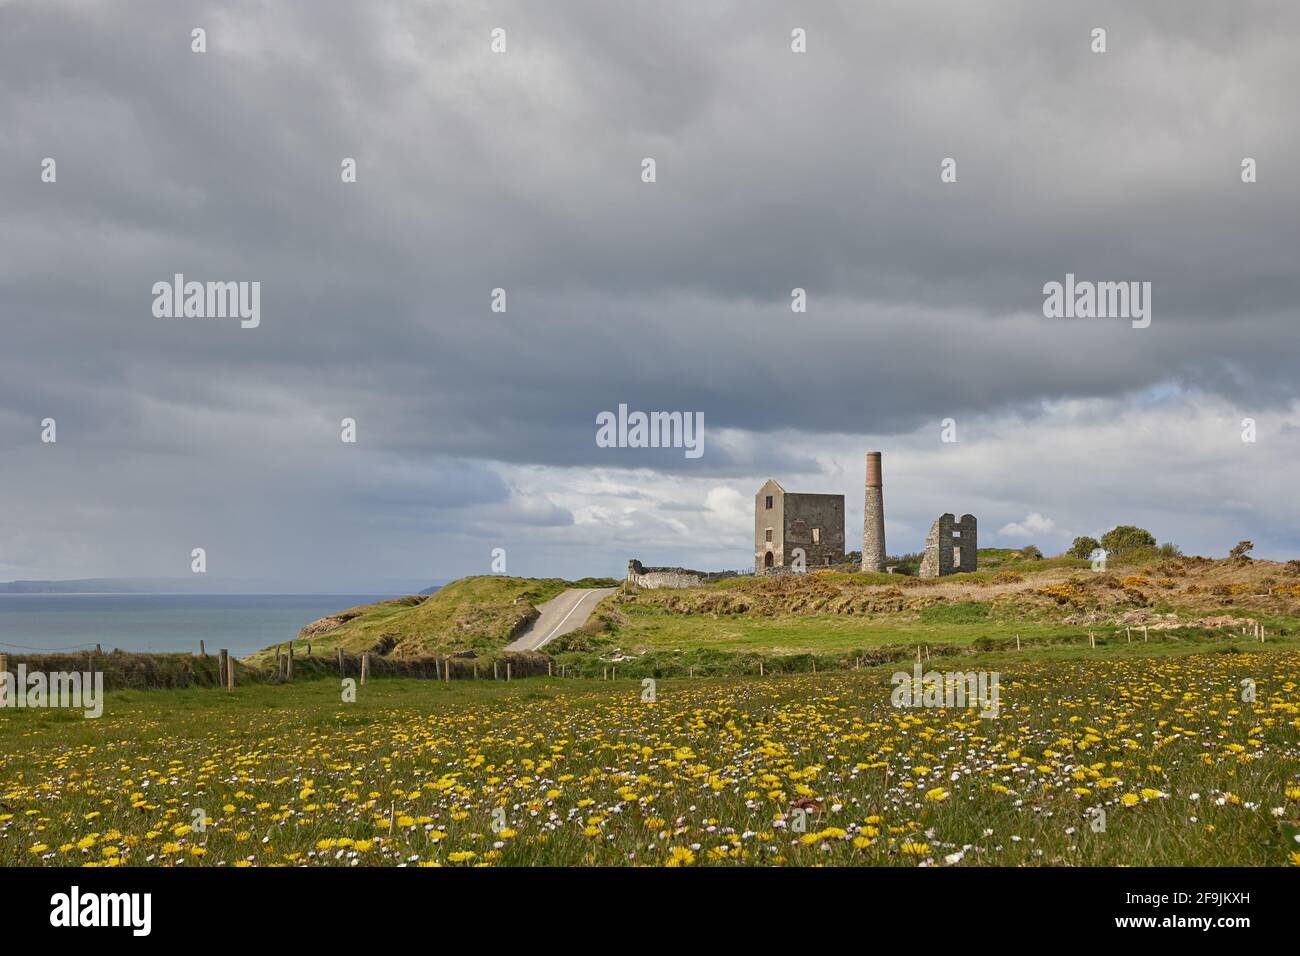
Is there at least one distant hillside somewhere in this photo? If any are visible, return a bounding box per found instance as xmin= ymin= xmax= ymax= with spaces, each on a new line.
xmin=0 ymin=578 xmax=144 ymax=593
xmin=0 ymin=577 xmax=235 ymax=594
xmin=0 ymin=577 xmax=445 ymax=595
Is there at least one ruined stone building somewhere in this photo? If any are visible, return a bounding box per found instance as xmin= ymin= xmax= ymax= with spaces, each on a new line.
xmin=919 ymin=513 xmax=978 ymax=577
xmin=754 ymin=479 xmax=845 ymax=572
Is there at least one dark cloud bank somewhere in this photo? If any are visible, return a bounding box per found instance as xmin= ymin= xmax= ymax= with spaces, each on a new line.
xmin=1 ymin=1 xmax=1296 ymax=587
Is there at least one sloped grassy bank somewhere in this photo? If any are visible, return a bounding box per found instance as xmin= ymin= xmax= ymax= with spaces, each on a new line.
xmin=243 ymin=575 xmax=617 ymax=666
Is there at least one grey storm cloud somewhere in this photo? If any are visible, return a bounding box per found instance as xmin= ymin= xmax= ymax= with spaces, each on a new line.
xmin=1 ymin=0 xmax=1297 ymax=585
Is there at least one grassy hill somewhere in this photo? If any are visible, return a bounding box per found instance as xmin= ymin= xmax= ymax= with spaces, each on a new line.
xmin=247 ymin=550 xmax=1300 ymax=677
xmin=545 ymin=552 xmax=1300 ymax=671
xmin=243 ymin=576 xmax=615 ymax=665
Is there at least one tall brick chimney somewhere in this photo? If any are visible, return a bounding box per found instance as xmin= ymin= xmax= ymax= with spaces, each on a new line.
xmin=861 ymin=451 xmax=885 ymax=572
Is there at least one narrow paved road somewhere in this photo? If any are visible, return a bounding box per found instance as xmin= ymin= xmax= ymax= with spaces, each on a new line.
xmin=505 ymin=587 xmax=617 ymax=651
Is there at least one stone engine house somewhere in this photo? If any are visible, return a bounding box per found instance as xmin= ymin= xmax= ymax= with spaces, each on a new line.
xmin=754 ymin=479 xmax=845 ymax=572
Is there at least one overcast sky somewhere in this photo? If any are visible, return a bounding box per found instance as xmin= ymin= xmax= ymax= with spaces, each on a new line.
xmin=1 ymin=0 xmax=1297 ymax=591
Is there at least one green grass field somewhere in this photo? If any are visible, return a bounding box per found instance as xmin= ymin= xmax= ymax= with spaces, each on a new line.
xmin=6 ymin=556 xmax=1299 ymax=867
xmin=3 ymin=642 xmax=1298 ymax=867
xmin=602 ymin=606 xmax=1088 ymax=653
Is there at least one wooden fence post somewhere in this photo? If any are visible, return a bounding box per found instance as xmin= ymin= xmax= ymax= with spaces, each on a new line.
xmin=337 ymin=648 xmax=345 ymax=674
xmin=506 ymin=662 xmax=511 ymax=681
xmin=493 ymin=661 xmax=499 ymax=680
xmin=1015 ymin=635 xmax=1021 ymax=650
xmin=218 ymin=649 xmax=229 ymax=687
xmin=287 ymin=644 xmax=294 ymax=681
xmin=361 ymin=651 xmax=370 ymax=686
xmin=200 ymin=640 xmax=206 ymax=657
xmin=548 ymin=660 xmax=552 ymax=677
xmin=227 ymin=655 xmax=235 ymax=690
xmin=759 ymin=660 xmax=764 ymax=676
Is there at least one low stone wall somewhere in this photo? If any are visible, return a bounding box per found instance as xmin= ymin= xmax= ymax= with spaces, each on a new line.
xmin=627 ymin=559 xmax=739 ymax=589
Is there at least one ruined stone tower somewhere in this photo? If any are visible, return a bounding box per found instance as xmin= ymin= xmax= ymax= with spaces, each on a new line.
xmin=861 ymin=451 xmax=886 ymax=572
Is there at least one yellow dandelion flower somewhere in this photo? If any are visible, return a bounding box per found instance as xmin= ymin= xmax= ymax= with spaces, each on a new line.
xmin=664 ymin=847 xmax=695 ymax=867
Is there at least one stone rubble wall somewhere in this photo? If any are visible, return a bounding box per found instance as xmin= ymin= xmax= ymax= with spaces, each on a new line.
xmin=626 ymin=559 xmax=741 ymax=589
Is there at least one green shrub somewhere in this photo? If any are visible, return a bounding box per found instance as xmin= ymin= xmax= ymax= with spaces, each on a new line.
xmin=1069 ymin=536 xmax=1101 ymax=559
xmin=1101 ymin=525 xmax=1157 ymax=557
